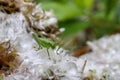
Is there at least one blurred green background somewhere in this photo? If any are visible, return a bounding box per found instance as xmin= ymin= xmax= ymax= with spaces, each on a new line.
xmin=34 ymin=0 xmax=120 ymax=50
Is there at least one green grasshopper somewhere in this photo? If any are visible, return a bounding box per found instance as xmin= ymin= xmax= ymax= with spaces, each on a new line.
xmin=32 ymin=33 xmax=57 ymax=59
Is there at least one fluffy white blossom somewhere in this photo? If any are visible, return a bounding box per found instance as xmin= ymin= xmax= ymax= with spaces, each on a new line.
xmin=1 ymin=10 xmax=120 ymax=80
xmin=79 ymin=34 xmax=120 ymax=80
xmin=0 ymin=0 xmax=120 ymax=80
xmin=0 ymin=11 xmax=81 ymax=80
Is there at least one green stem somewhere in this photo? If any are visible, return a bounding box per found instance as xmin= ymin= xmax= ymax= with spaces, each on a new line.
xmin=47 ymin=49 xmax=51 ymax=60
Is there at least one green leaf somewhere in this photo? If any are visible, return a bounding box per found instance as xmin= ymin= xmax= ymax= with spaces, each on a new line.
xmin=93 ymin=25 xmax=118 ymax=38
xmin=84 ymin=0 xmax=94 ymax=9
xmin=41 ymin=2 xmax=81 ymax=21
xmin=72 ymin=0 xmax=94 ymax=10
xmin=59 ymin=20 xmax=90 ymax=37
xmin=105 ymin=0 xmax=119 ymax=15
xmin=114 ymin=4 xmax=120 ymax=24
xmin=72 ymin=0 xmax=84 ymax=9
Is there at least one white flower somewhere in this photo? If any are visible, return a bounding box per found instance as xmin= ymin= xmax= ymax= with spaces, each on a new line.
xmin=1 ymin=0 xmax=120 ymax=80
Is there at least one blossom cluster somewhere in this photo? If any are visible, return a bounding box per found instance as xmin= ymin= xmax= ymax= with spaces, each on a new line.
xmin=0 ymin=0 xmax=120 ymax=80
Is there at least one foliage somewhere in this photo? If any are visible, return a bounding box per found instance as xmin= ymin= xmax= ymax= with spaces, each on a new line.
xmin=34 ymin=0 xmax=120 ymax=48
